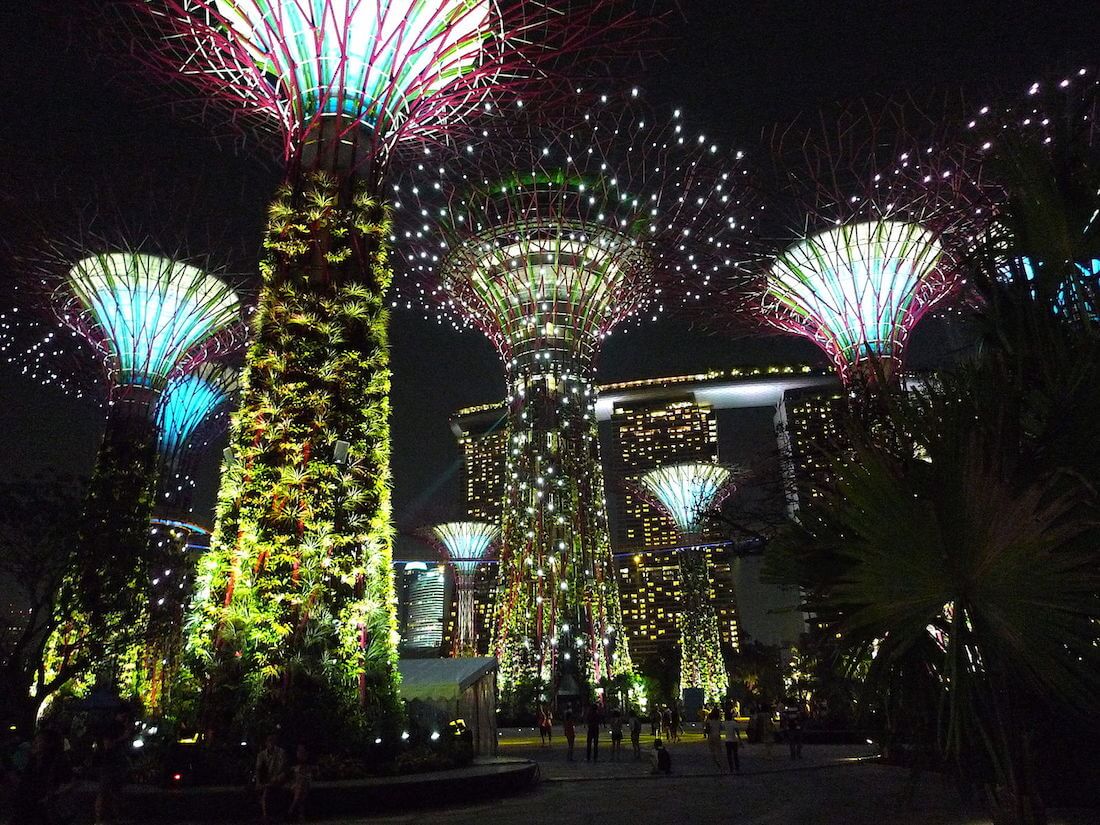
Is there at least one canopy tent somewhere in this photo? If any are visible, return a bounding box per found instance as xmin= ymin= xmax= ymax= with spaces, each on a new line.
xmin=398 ymin=657 xmax=498 ymax=756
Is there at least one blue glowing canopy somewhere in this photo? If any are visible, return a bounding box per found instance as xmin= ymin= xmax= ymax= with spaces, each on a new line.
xmin=156 ymin=365 xmax=240 ymax=458
xmin=65 ymin=252 xmax=239 ymax=390
xmin=428 ymin=521 xmax=499 ymax=573
xmin=213 ymin=0 xmax=494 ymax=129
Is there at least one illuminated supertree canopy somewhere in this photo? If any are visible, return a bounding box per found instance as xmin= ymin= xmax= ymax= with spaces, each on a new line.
xmin=156 ymin=362 xmax=240 ymax=464
xmin=63 ymin=251 xmax=240 ymax=397
xmin=128 ymin=0 xmax=650 ymax=730
xmin=134 ymin=0 xmax=648 ymax=177
xmin=733 ymin=105 xmax=993 ymax=385
xmin=635 ymin=460 xmax=738 ymax=704
xmin=764 ymin=220 xmax=949 ymax=381
xmin=637 ymin=461 xmax=738 ymax=539
xmin=396 ymin=98 xmax=751 ymax=700
xmin=420 ymin=521 xmax=500 ymax=656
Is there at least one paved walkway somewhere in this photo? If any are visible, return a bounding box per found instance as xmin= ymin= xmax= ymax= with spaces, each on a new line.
xmin=497 ymin=724 xmax=875 ymax=781
xmin=161 ymin=727 xmax=1094 ymax=824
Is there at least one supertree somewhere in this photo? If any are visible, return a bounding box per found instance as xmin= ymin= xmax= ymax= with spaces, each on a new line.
xmin=632 ymin=461 xmax=738 ymax=704
xmin=396 ymin=99 xmax=750 ymax=703
xmin=418 ymin=521 xmax=500 ymax=657
xmin=35 ymin=247 xmax=241 ymax=681
xmin=738 ymin=106 xmax=992 ymax=387
xmin=126 ymin=0 xmax=651 ymax=726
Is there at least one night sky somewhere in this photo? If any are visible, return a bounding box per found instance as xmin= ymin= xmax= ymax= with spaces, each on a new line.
xmin=0 ymin=1 xmax=1097 ymax=562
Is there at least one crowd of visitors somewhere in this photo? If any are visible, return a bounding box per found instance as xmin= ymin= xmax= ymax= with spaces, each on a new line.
xmin=530 ymin=700 xmax=809 ymax=777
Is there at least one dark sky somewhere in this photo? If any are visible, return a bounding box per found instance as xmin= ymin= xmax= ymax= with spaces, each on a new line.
xmin=1 ymin=1 xmax=1097 ymax=560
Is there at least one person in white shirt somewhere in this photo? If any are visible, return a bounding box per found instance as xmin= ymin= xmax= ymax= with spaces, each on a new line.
xmin=724 ymin=711 xmax=741 ymax=773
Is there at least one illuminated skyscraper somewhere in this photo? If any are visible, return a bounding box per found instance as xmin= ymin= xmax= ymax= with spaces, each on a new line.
xmin=774 ymin=387 xmax=848 ymax=518
xmin=400 ymin=563 xmax=447 ymax=656
xmin=451 ymin=408 xmax=508 ymax=522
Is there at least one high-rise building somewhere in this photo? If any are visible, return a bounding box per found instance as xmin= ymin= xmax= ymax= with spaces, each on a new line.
xmin=774 ymin=387 xmax=849 ymax=518
xmin=398 ymin=563 xmax=447 ymax=656
xmin=451 ymin=408 xmax=508 ymax=523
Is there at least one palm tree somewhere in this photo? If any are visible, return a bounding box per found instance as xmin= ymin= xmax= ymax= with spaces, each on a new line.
xmin=768 ymin=373 xmax=1100 ymax=823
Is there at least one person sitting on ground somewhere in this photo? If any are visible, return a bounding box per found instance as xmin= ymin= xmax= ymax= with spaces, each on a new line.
xmin=285 ymin=743 xmax=315 ymax=823
xmin=254 ymin=733 xmax=287 ymax=825
xmin=650 ymin=739 xmax=672 ymax=775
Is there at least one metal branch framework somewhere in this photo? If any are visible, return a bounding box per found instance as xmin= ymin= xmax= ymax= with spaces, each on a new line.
xmin=396 ymin=99 xmax=751 ymax=700
xmin=420 ymin=521 xmax=500 ymax=656
xmin=634 ymin=460 xmax=738 ymax=704
xmin=728 ymin=104 xmax=994 ymax=385
xmin=134 ymin=0 xmax=650 ymax=177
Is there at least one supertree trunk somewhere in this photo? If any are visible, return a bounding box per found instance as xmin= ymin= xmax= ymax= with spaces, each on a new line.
xmin=189 ymin=159 xmax=400 ymax=734
xmin=495 ymin=370 xmax=631 ymax=699
xmin=454 ymin=578 xmax=477 ymax=657
xmin=677 ymin=547 xmax=727 ymax=705
xmin=75 ymin=397 xmax=160 ymax=657
xmin=41 ymin=396 xmax=159 ymax=697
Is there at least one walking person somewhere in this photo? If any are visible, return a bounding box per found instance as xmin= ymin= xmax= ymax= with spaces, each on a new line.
xmin=661 ymin=706 xmax=673 ymax=742
xmin=706 ymin=707 xmax=723 ymax=770
xmin=563 ymin=711 xmax=576 ymax=762
xmin=585 ymin=704 xmax=602 ymax=763
xmin=629 ymin=709 xmax=642 ymax=760
xmin=537 ymin=707 xmax=550 ymax=746
xmin=670 ymin=704 xmax=682 ymax=742
xmin=724 ymin=710 xmax=741 ymax=774
xmin=609 ymin=709 xmax=623 ymax=762
xmin=649 ymin=706 xmax=661 ymax=737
